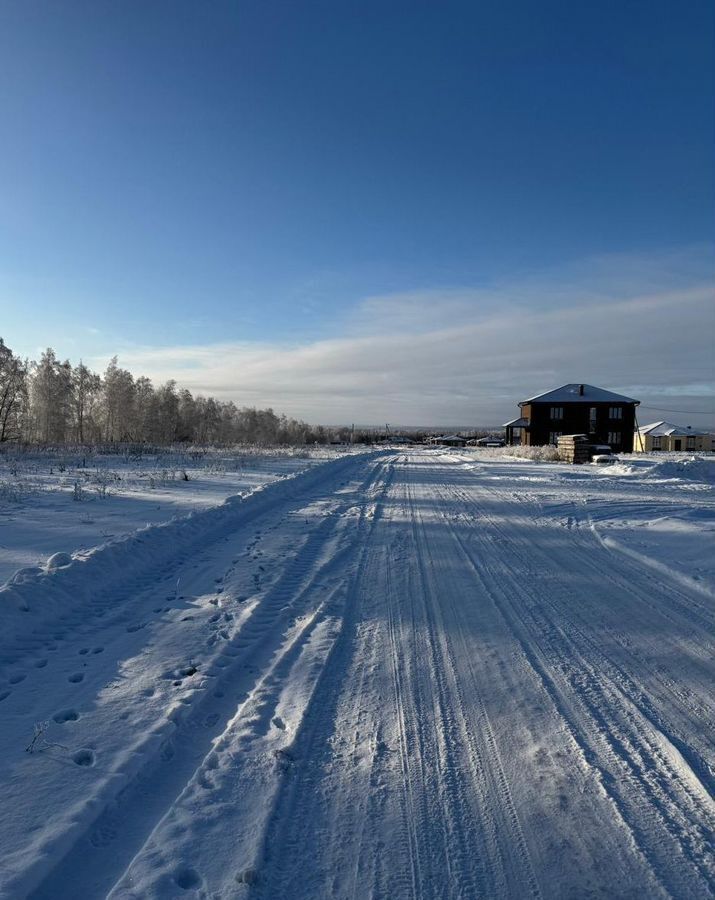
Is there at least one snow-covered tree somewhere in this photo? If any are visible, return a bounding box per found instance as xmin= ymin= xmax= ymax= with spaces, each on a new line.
xmin=101 ymin=357 xmax=135 ymax=442
xmin=0 ymin=338 xmax=28 ymax=443
xmin=29 ymin=349 xmax=73 ymax=443
xmin=71 ymin=362 xmax=102 ymax=444
xmin=155 ymin=380 xmax=180 ymax=444
xmin=177 ymin=389 xmax=197 ymax=442
xmin=4 ymin=344 xmax=327 ymax=447
xmin=133 ymin=376 xmax=157 ymax=442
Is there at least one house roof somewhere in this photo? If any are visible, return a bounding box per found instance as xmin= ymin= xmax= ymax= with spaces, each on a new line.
xmin=638 ymin=421 xmax=710 ymax=437
xmin=503 ymin=416 xmax=529 ymax=428
xmin=519 ymin=383 xmax=640 ymax=406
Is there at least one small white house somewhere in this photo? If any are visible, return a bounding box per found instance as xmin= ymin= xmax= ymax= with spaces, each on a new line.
xmin=634 ymin=422 xmax=713 ymax=452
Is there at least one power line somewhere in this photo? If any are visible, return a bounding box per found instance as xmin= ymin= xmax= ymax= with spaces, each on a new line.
xmin=639 ymin=405 xmax=714 ymax=415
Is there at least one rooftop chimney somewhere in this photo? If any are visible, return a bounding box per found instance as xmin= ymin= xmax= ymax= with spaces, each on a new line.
xmin=578 ymin=384 xmax=584 ymax=395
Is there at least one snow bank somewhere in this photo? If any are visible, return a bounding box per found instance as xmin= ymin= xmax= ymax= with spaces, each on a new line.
xmin=598 ymin=454 xmax=715 ymax=483
xmin=46 ymin=551 xmax=73 ymax=570
xmin=643 ymin=455 xmax=715 ymax=483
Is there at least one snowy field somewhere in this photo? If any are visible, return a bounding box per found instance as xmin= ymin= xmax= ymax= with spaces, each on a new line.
xmin=0 ymin=446 xmax=349 ymax=587
xmin=0 ymin=448 xmax=713 ymax=898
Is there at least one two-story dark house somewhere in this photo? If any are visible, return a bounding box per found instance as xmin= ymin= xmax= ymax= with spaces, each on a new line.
xmin=504 ymin=383 xmax=640 ymax=452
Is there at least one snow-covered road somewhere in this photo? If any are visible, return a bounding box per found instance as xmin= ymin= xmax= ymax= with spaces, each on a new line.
xmin=1 ymin=451 xmax=713 ymax=898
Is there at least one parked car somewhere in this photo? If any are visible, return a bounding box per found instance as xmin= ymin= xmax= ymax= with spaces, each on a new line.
xmin=591 ymin=445 xmax=618 ymax=465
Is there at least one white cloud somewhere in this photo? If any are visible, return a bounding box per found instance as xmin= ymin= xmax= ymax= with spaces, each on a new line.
xmin=89 ymin=248 xmax=715 ymax=426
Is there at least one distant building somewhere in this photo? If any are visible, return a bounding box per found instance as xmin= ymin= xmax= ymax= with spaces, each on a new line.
xmin=468 ymin=436 xmax=505 ymax=447
xmin=504 ymin=383 xmax=640 ymax=452
xmin=634 ymin=422 xmax=713 ymax=453
xmin=429 ymin=434 xmax=467 ymax=447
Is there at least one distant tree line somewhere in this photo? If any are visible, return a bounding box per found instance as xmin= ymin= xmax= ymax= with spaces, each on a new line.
xmin=0 ymin=338 xmax=356 ymax=447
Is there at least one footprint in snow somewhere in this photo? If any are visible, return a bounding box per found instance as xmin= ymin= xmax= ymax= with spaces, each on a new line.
xmin=9 ymin=673 xmax=26 ymax=685
xmin=174 ymin=866 xmax=202 ymax=891
xmin=72 ymin=748 xmax=95 ymax=767
xmin=53 ymin=708 xmax=80 ymax=723
xmin=68 ymin=673 xmax=84 ymax=684
xmin=0 ymin=690 xmax=10 ymax=702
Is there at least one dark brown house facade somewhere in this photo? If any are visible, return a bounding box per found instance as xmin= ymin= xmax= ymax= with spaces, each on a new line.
xmin=504 ymin=383 xmax=640 ymax=452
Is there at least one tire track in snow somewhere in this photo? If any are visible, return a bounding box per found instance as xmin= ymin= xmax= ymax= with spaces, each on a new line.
xmin=466 ymin=485 xmax=715 ymax=757
xmin=419 ymin=463 xmax=671 ymax=896
xmin=431 ymin=467 xmax=715 ymax=897
xmin=383 ymin=526 xmax=426 ymax=898
xmin=446 ymin=474 xmax=715 ymax=768
xmin=403 ymin=463 xmax=541 ymax=900
xmin=0 ymin=453 xmax=376 ymax=681
xmin=22 ymin=455 xmax=388 ymax=900
xmin=104 ymin=455 xmax=397 ymax=898
xmin=455 ymin=480 xmax=715 ymax=790
xmin=253 ymin=458 xmax=401 ymax=899
xmin=10 ymin=450 xmax=713 ymax=898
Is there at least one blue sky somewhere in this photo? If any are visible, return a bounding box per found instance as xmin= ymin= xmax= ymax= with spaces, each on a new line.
xmin=1 ymin=0 xmax=713 ymax=424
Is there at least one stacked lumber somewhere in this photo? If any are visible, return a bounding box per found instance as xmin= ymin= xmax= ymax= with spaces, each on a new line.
xmin=557 ymin=434 xmax=592 ymax=464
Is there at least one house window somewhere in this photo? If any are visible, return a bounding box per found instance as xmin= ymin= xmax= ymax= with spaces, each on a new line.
xmin=652 ymin=436 xmax=661 ymax=450
xmin=609 ymin=407 xmax=623 ymax=419
xmin=589 ymin=408 xmax=597 ymax=431
xmin=550 ymin=407 xmax=563 ymax=419
xmin=607 ymin=432 xmax=621 ymax=445
xmin=549 ymin=431 xmax=562 ymax=445
xmin=686 ymin=436 xmax=696 ymax=450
